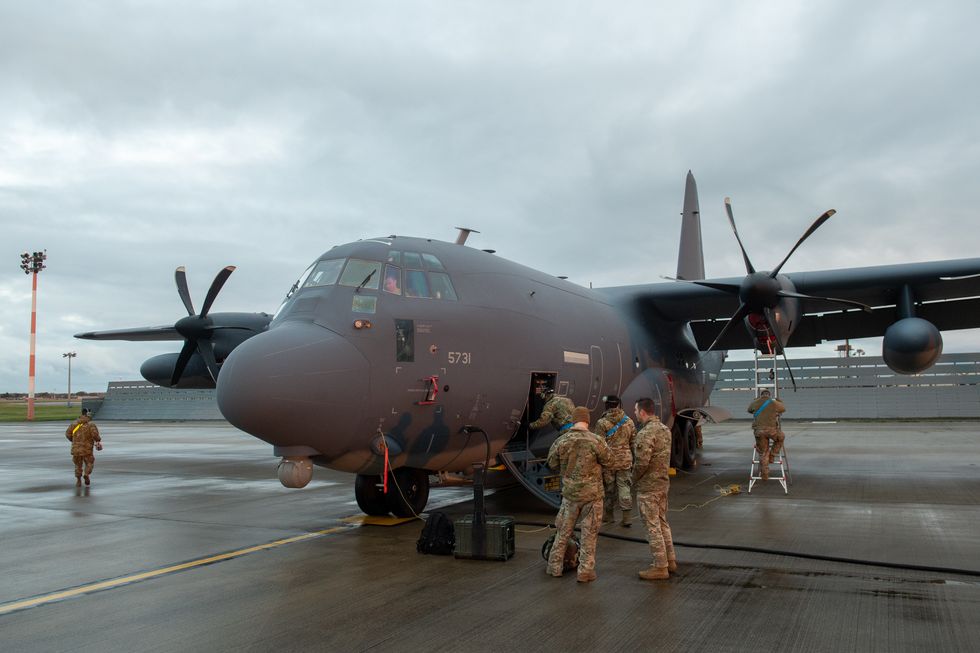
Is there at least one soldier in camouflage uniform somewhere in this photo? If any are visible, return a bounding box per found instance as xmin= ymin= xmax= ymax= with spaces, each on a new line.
xmin=594 ymin=395 xmax=637 ymax=527
xmin=65 ymin=408 xmax=102 ymax=486
xmin=747 ymin=389 xmax=785 ymax=480
xmin=546 ymin=405 xmax=610 ymax=583
xmin=529 ymin=387 xmax=574 ymax=434
xmin=632 ymin=398 xmax=675 ymax=580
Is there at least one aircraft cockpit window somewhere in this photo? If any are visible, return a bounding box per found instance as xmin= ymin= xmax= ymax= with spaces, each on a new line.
xmin=404 ymin=270 xmax=430 ymax=298
xmin=383 ymin=264 xmax=402 ymax=295
xmin=339 ymin=259 xmax=382 ymax=290
xmin=428 ymin=272 xmax=457 ymax=300
xmin=421 ymin=254 xmax=445 ymax=272
xmin=402 ymin=252 xmax=423 ymax=269
xmin=386 ymin=251 xmax=401 ymax=266
xmin=303 ymin=259 xmax=345 ymax=289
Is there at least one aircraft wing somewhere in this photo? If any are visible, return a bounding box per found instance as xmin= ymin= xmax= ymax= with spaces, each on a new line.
xmin=75 ymin=325 xmax=182 ymax=341
xmin=599 ymin=257 xmax=980 ymax=350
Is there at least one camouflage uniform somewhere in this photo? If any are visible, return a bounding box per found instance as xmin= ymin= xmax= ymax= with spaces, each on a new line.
xmin=546 ymin=426 xmax=610 ymax=580
xmin=633 ymin=416 xmax=675 ymax=569
xmin=65 ymin=415 xmax=101 ymax=484
xmin=593 ymin=407 xmax=637 ymax=519
xmin=747 ymin=396 xmax=786 ymax=480
xmin=530 ymin=394 xmax=575 ymax=432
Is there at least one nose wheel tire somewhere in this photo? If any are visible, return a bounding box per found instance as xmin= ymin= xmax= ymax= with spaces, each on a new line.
xmin=355 ymin=474 xmax=389 ymax=516
xmin=385 ymin=467 xmax=430 ymax=517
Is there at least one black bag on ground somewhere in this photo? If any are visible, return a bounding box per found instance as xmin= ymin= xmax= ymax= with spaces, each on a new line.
xmin=417 ymin=512 xmax=455 ymax=555
xmin=541 ymin=533 xmax=580 ymax=571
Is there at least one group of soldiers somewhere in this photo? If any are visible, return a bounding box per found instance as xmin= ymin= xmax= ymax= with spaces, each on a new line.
xmin=533 ymin=389 xmax=676 ymax=583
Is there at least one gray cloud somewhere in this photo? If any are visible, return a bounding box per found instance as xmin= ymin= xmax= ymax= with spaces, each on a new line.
xmin=2 ymin=1 xmax=979 ymax=391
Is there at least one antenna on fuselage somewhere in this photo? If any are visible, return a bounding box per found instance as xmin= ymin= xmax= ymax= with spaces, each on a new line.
xmin=455 ymin=227 xmax=480 ymax=245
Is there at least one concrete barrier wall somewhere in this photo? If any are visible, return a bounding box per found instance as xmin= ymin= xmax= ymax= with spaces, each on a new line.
xmin=93 ymin=381 xmax=223 ymax=421
xmin=711 ymin=353 xmax=980 ymax=419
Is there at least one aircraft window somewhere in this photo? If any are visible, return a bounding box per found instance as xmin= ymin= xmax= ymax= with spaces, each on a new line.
xmin=352 ymin=295 xmax=377 ymax=314
xmin=395 ymin=319 xmax=414 ymax=362
xmin=339 ymin=259 xmax=382 ymax=290
xmin=421 ymin=254 xmax=445 ymax=272
xmin=404 ymin=270 xmax=430 ymax=298
xmin=428 ymin=272 xmax=457 ymax=301
xmin=383 ymin=265 xmax=402 ymax=295
xmin=303 ymin=258 xmax=345 ymax=288
xmin=386 ymin=251 xmax=401 ymax=265
xmin=403 ymin=252 xmax=423 ymax=269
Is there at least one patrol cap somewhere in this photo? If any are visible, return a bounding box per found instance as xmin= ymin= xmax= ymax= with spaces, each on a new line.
xmin=571 ymin=406 xmax=590 ymax=424
xmin=759 ymin=389 xmax=771 ymax=397
xmin=602 ymin=394 xmax=621 ymax=408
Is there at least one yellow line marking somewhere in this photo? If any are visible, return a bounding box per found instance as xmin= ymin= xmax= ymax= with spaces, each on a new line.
xmin=0 ymin=525 xmax=351 ymax=616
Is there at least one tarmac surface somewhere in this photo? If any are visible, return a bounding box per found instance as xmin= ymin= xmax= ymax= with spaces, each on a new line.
xmin=2 ymin=420 xmax=979 ymax=652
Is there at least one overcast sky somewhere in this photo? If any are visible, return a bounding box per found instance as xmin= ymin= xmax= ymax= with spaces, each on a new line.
xmin=2 ymin=1 xmax=979 ymax=393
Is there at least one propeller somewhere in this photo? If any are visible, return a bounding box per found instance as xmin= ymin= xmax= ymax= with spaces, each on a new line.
xmin=682 ymin=200 xmax=873 ymax=390
xmin=170 ymin=266 xmax=238 ymax=386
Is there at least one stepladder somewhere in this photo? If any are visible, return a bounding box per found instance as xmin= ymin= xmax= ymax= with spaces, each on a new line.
xmin=749 ymin=443 xmax=790 ymax=493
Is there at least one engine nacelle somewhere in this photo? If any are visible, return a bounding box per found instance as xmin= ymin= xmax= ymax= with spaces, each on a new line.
xmin=882 ymin=317 xmax=943 ymax=374
xmin=278 ymin=456 xmax=313 ymax=488
xmin=140 ymin=353 xmax=214 ymax=389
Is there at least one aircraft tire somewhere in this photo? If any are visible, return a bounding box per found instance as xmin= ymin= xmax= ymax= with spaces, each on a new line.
xmin=670 ymin=424 xmax=685 ymax=470
xmin=355 ymin=474 xmax=390 ymax=516
xmin=681 ymin=421 xmax=697 ymax=470
xmin=386 ymin=467 xmax=430 ymax=517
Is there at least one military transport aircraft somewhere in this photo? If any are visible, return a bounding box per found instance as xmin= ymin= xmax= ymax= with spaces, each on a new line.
xmin=76 ymin=172 xmax=980 ymax=516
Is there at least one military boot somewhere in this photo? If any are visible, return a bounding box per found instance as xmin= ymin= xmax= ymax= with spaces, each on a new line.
xmin=577 ymin=570 xmax=597 ymax=583
xmin=75 ymin=477 xmax=81 ymax=487
xmin=638 ymin=565 xmax=669 ymax=580
xmin=620 ymin=509 xmax=632 ymax=527
xmin=667 ymin=558 xmax=677 ymax=572
xmin=84 ymin=475 xmax=90 ymax=486
xmin=602 ymin=504 xmax=614 ymax=523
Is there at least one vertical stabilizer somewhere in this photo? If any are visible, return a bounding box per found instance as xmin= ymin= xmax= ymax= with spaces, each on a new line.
xmin=676 ymin=170 xmax=706 ymax=280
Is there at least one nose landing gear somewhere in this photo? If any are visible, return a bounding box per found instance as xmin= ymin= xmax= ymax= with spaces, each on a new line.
xmin=355 ymin=467 xmax=431 ymax=517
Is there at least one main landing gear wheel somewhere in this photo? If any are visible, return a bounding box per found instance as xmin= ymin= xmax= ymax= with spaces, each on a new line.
xmin=355 ymin=474 xmax=389 ymax=516
xmin=681 ymin=420 xmax=697 ymax=470
xmin=386 ymin=467 xmax=430 ymax=518
xmin=670 ymin=423 xmax=686 ymax=470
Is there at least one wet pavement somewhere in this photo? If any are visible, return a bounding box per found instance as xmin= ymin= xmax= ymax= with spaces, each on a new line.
xmin=1 ymin=420 xmax=979 ymax=652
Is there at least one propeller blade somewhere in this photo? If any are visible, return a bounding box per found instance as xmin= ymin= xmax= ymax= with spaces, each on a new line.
xmin=775 ymin=289 xmax=872 ymax=313
xmin=661 ymin=276 xmax=741 ymax=294
xmin=763 ymin=307 xmax=797 ymax=392
xmin=196 ymin=340 xmax=220 ymax=383
xmin=770 ymin=209 xmax=836 ymax=277
xmin=704 ymin=303 xmax=751 ymax=353
xmin=725 ymin=197 xmax=756 ymax=274
xmin=200 ymin=266 xmax=236 ymax=317
xmin=170 ymin=339 xmax=197 ymax=386
xmin=175 ymin=267 xmax=195 ymax=316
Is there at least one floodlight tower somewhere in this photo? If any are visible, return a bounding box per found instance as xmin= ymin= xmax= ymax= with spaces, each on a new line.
xmin=20 ymin=250 xmax=47 ymax=421
xmin=63 ymin=352 xmax=77 ymax=407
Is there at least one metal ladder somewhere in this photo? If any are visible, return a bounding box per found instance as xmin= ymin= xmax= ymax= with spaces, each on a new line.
xmin=749 ymin=446 xmax=790 ymax=493
xmin=748 ymin=347 xmax=790 ymax=492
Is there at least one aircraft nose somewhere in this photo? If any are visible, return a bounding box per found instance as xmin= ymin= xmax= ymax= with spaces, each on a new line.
xmin=216 ymin=322 xmax=368 ymax=454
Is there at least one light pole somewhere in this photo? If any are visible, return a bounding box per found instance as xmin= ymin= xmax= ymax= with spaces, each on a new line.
xmin=63 ymin=352 xmax=77 ymax=407
xmin=20 ymin=250 xmax=47 ymax=421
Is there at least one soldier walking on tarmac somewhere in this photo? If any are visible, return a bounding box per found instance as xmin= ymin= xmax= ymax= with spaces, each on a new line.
xmin=594 ymin=394 xmax=637 ymax=527
xmin=747 ymin=389 xmax=786 ymax=480
xmin=546 ymin=406 xmax=611 ymax=583
xmin=65 ymin=408 xmax=102 ymax=486
xmin=633 ymin=398 xmax=676 ymax=580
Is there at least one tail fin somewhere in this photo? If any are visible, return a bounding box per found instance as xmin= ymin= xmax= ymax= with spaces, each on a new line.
xmin=676 ymin=170 xmax=706 ymax=281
